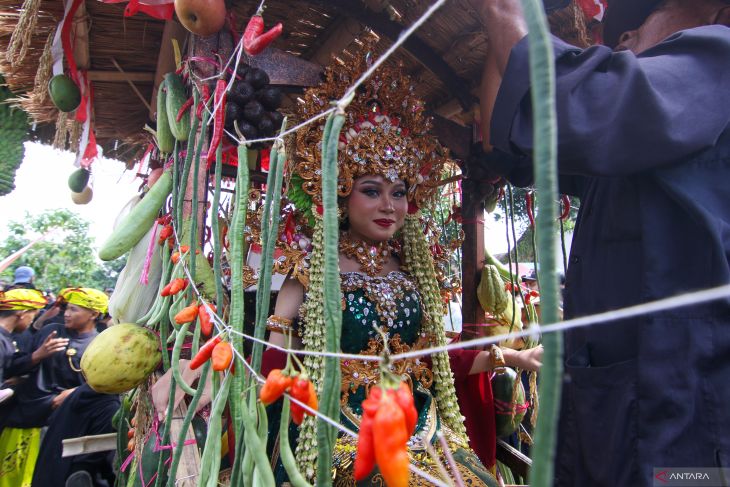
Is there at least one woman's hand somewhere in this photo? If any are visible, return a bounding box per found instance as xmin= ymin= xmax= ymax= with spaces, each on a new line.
xmin=32 ymin=331 xmax=70 ymax=365
xmin=504 ymin=345 xmax=543 ymax=371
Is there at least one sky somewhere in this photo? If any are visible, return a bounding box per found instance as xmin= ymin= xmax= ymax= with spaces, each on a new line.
xmin=0 ymin=142 xmax=139 ymax=249
xmin=0 ymin=141 xmax=539 ymax=263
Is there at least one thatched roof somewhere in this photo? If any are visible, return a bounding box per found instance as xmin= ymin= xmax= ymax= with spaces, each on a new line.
xmin=0 ymin=0 xmax=590 ymax=163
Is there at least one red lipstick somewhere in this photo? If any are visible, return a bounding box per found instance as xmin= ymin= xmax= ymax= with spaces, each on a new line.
xmin=373 ymin=219 xmax=395 ymax=228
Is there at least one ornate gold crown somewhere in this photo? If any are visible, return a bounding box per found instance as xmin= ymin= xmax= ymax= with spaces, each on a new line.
xmin=291 ymin=39 xmax=452 ymax=215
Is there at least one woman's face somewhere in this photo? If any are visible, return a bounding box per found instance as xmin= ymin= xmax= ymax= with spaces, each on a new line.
xmin=64 ymin=304 xmax=97 ymax=332
xmin=345 ymin=175 xmax=408 ymax=243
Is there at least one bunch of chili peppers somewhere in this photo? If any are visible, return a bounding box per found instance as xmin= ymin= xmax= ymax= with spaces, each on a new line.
xmin=354 ymin=381 xmax=417 ymax=487
xmin=189 ymin=335 xmax=234 ymax=372
xmin=259 ymin=368 xmax=318 ymax=425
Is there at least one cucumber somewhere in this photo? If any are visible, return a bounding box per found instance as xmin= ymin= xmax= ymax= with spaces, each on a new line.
xmin=156 ymin=79 xmax=174 ymax=154
xmin=98 ymin=171 xmax=173 ymax=261
xmin=164 ymin=73 xmax=190 ymax=142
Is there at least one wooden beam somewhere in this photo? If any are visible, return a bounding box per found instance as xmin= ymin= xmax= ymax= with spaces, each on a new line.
xmin=62 ymin=433 xmax=116 ymax=457
xmin=87 ymin=71 xmax=155 ymax=83
xmin=304 ymin=0 xmax=476 ymax=110
xmin=496 ymin=439 xmax=532 ymax=480
xmin=72 ymin=1 xmax=90 ymax=70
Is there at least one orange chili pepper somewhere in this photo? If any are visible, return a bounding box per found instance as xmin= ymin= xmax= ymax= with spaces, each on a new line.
xmin=168 ymin=278 xmax=188 ymax=295
xmin=211 ymin=341 xmax=233 ymax=371
xmin=180 ymin=245 xmax=190 ymax=253
xmin=198 ymin=304 xmax=216 ymax=337
xmin=171 ymin=251 xmax=181 ymax=264
xmin=373 ymin=392 xmax=410 ymax=487
xmin=158 ymin=225 xmax=173 ymax=245
xmin=354 ymin=390 xmax=380 ymax=481
xmin=395 ymin=382 xmax=417 ymax=436
xmin=174 ymin=303 xmax=199 ymax=325
xmin=290 ymin=377 xmax=310 ymax=425
xmin=259 ymin=369 xmax=292 ymax=405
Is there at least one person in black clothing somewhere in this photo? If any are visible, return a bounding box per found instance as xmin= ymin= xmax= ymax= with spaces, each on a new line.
xmin=471 ymin=0 xmax=730 ymax=485
xmin=31 ymin=384 xmax=120 ymax=487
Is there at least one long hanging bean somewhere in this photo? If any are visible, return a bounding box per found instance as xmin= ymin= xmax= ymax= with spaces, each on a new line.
xmin=316 ymin=111 xmax=346 ymax=484
xmin=166 ymin=360 xmax=210 ymax=486
xmin=280 ymin=398 xmax=314 ymax=487
xmin=198 ymin=372 xmax=232 ymax=487
xmin=170 ymin=322 xmax=197 ymax=396
xmin=518 ymin=0 xmax=563 ymax=486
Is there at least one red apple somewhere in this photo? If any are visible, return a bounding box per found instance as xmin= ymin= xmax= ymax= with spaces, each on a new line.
xmin=174 ymin=0 xmax=226 ymax=37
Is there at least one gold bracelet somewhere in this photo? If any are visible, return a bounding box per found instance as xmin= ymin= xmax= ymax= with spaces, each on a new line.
xmin=266 ymin=315 xmax=296 ymax=335
xmin=489 ymin=344 xmax=506 ymax=374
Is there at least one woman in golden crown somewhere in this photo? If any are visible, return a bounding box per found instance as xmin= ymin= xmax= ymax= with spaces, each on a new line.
xmin=260 ymin=43 xmax=542 ymax=486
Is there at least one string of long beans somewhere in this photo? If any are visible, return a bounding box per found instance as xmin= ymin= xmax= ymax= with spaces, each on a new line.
xmin=211 ymin=143 xmax=225 ymax=312
xmin=316 ymin=111 xmax=346 ymax=484
xmin=227 ymin=141 xmax=250 ymax=476
xmin=251 ymin=124 xmax=287 ymax=374
xmin=519 ymin=0 xmax=563 ymax=485
xmin=280 ymin=398 xmax=314 ymax=487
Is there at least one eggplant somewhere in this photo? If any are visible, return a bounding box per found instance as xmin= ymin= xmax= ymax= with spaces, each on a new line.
xmin=258 ymin=116 xmax=275 ymax=137
xmin=236 ymin=62 xmax=251 ymax=79
xmin=235 ymin=120 xmax=259 ymax=141
xmin=268 ymin=110 xmax=284 ymax=130
xmin=257 ymin=86 xmax=282 ymax=111
xmin=242 ymin=100 xmax=265 ymax=124
xmin=224 ymin=102 xmax=243 ymax=129
xmin=246 ymin=68 xmax=270 ymax=90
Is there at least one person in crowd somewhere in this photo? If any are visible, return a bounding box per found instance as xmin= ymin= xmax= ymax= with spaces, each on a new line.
xmin=470 ymin=0 xmax=730 ymax=484
xmin=0 ymin=289 xmax=47 ymax=405
xmin=8 ymin=266 xmax=36 ymax=291
xmin=31 ymin=383 xmax=120 ymax=487
xmin=0 ymin=287 xmax=108 ymax=487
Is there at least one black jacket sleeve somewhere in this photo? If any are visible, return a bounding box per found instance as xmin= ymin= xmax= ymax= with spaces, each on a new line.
xmin=491 ymin=25 xmax=730 ymax=177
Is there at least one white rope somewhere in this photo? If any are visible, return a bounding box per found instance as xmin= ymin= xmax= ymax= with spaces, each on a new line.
xmin=390 ymin=283 xmax=730 ymax=362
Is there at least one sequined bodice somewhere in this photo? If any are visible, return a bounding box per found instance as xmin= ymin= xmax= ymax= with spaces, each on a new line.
xmin=340 ymin=271 xmax=422 ymax=353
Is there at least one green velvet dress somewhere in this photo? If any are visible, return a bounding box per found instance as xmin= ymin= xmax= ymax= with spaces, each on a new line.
xmin=271 ymin=271 xmax=498 ymax=486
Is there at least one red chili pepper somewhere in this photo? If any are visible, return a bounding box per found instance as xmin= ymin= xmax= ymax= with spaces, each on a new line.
xmin=305 ymin=380 xmax=318 ymax=415
xmin=394 ymin=382 xmax=417 ymax=436
xmin=180 ymin=245 xmax=190 ymax=253
xmin=198 ymin=304 xmax=216 ymax=337
xmin=259 ymin=369 xmax=292 ymax=405
xmin=196 ymin=83 xmax=210 ymax=121
xmin=206 ymin=79 xmax=227 ymax=167
xmin=290 ymin=377 xmax=310 ymax=425
xmin=243 ymin=12 xmax=283 ymax=56
xmin=174 ymin=303 xmax=199 ymax=325
xmin=211 ymin=341 xmax=233 ymax=371
xmin=160 ymin=282 xmax=173 ymax=297
xmin=176 ymin=96 xmax=194 ymax=123
xmin=525 ymin=191 xmax=535 ymax=227
xmin=158 ymin=225 xmax=173 ymax=244
xmin=189 ymin=336 xmax=222 ymax=370
xmin=559 ymin=194 xmax=571 ymax=221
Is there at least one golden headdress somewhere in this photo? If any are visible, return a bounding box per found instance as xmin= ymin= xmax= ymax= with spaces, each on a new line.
xmin=290 ymin=40 xmax=452 ymax=216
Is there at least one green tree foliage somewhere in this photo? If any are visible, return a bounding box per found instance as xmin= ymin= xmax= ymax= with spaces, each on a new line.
xmin=0 ymin=209 xmax=125 ymax=291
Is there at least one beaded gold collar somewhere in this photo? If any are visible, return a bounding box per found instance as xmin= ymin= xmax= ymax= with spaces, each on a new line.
xmin=338 ymin=232 xmax=393 ymax=277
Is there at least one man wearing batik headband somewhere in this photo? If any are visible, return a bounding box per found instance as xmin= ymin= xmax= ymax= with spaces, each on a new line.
xmin=1 ymin=288 xmax=107 ymax=437
xmin=0 ymin=289 xmax=47 ymax=385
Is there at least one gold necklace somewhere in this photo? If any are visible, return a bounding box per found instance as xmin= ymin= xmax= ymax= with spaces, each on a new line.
xmin=339 ymin=232 xmax=392 ymax=276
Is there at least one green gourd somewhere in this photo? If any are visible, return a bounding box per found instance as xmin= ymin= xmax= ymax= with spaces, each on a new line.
xmin=48 ymin=74 xmax=81 ymax=112
xmin=156 ymin=79 xmax=174 ymax=154
xmin=98 ymin=171 xmax=173 ymax=261
xmin=164 ymin=73 xmax=189 ymax=142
